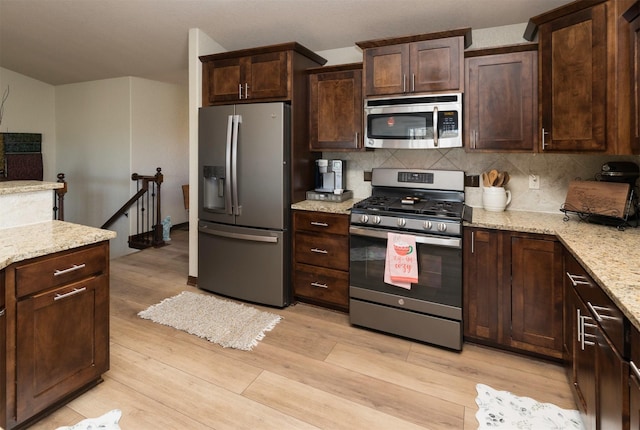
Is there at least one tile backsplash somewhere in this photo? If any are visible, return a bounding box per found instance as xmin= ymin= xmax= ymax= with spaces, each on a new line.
xmin=322 ymin=149 xmax=640 ymax=214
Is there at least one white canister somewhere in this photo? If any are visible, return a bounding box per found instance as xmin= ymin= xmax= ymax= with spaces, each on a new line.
xmin=483 ymin=186 xmax=512 ymax=212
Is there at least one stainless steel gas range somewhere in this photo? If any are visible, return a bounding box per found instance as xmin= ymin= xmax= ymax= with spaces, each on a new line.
xmin=349 ymin=168 xmax=470 ymax=351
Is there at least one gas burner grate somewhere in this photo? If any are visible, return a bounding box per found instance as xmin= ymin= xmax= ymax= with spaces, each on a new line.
xmin=355 ymin=196 xmax=464 ymax=219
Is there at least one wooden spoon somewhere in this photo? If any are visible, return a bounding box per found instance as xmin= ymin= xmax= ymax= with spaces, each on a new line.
xmin=482 ymin=172 xmax=490 ymax=187
xmin=494 ymin=171 xmax=505 ymax=187
xmin=488 ymin=169 xmax=498 ymax=186
xmin=502 ymin=172 xmax=510 ymax=186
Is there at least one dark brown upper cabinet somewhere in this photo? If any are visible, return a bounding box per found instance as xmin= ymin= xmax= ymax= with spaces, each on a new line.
xmin=525 ymin=0 xmax=635 ymax=154
xmin=624 ymin=1 xmax=640 ymax=154
xmin=464 ymin=44 xmax=538 ymax=152
xmin=356 ymin=28 xmax=471 ymax=97
xmin=200 ymin=42 xmax=326 ymax=106
xmin=307 ymin=63 xmax=363 ymax=152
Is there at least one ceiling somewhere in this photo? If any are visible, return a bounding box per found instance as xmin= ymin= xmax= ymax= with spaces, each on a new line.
xmin=0 ymin=0 xmax=572 ymax=86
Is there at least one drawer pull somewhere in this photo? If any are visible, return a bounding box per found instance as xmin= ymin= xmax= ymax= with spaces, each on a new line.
xmin=566 ymin=272 xmax=591 ymax=286
xmin=310 ymin=222 xmax=329 ymax=227
xmin=54 ymin=287 xmax=87 ymax=301
xmin=311 ymin=248 xmax=328 ymax=254
xmin=311 ymin=282 xmax=328 ymax=289
xmin=631 ymin=361 xmax=640 ymax=381
xmin=587 ymin=302 xmax=616 ymax=322
xmin=54 ymin=263 xmax=86 ymax=277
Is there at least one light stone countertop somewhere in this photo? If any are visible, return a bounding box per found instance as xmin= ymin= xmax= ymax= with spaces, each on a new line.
xmin=291 ymin=198 xmax=364 ymax=215
xmin=0 ymin=220 xmax=117 ymax=270
xmin=468 ymin=208 xmax=640 ymax=331
xmin=0 ymin=180 xmax=64 ymax=195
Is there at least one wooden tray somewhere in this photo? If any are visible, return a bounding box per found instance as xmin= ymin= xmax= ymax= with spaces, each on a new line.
xmin=563 ymin=180 xmax=631 ymax=219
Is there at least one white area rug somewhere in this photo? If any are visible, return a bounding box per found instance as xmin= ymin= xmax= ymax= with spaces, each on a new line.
xmin=476 ymin=384 xmax=584 ymax=429
xmin=138 ymin=291 xmax=282 ymax=351
xmin=55 ymin=409 xmax=122 ymax=430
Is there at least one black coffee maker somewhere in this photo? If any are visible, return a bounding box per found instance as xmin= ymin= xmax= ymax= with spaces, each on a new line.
xmin=598 ymin=161 xmax=640 ymax=185
xmin=597 ymin=161 xmax=639 ymax=224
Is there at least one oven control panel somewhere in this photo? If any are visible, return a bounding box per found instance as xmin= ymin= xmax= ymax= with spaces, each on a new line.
xmin=397 ymin=172 xmax=434 ymax=184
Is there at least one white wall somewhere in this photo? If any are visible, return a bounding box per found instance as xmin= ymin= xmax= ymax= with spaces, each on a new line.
xmin=56 ymin=76 xmax=189 ymax=258
xmin=0 ymin=67 xmax=57 ymax=181
xmin=130 ymin=77 xmax=189 ymax=230
xmin=55 ymin=78 xmax=132 ymax=258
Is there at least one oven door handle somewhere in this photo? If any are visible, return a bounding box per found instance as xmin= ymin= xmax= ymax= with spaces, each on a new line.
xmin=349 ymin=226 xmax=461 ymax=249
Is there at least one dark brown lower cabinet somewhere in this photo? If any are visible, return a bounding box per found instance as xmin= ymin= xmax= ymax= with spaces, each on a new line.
xmin=463 ymin=228 xmax=502 ymax=341
xmin=630 ymin=326 xmax=640 ymax=429
xmin=15 ymin=275 xmax=108 ymax=423
xmin=293 ymin=210 xmax=349 ymax=311
xmin=1 ymin=271 xmax=5 ymax=429
xmin=564 ymin=250 xmax=629 ymax=430
xmin=463 ymin=227 xmax=563 ymax=359
xmin=5 ymin=241 xmax=110 ymax=429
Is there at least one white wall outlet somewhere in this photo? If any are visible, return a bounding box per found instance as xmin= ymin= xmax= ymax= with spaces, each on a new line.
xmin=529 ymin=174 xmax=540 ymax=190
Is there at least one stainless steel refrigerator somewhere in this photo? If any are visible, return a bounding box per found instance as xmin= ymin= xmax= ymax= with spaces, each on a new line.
xmin=198 ymin=102 xmax=291 ymax=307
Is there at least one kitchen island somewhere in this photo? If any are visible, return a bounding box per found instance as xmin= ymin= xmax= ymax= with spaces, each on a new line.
xmin=1 ymin=180 xmax=116 ymax=429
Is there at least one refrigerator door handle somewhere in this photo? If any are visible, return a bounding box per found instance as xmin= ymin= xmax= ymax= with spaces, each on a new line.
xmin=224 ymin=114 xmax=234 ymax=215
xmin=199 ymin=224 xmax=279 ymax=243
xmin=231 ymin=114 xmax=241 ymax=216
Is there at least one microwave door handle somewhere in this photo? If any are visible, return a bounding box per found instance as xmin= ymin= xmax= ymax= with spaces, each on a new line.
xmin=231 ymin=114 xmax=241 ymax=216
xmin=224 ymin=115 xmax=234 ymax=215
xmin=433 ymin=107 xmax=438 ymax=147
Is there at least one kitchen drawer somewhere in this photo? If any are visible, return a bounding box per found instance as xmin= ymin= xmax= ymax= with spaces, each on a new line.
xmin=16 ymin=243 xmax=108 ymax=299
xmin=293 ymin=211 xmax=349 ymax=236
xmin=294 ymin=231 xmax=349 ymax=271
xmin=565 ymin=253 xmax=626 ymax=355
xmin=294 ymin=263 xmax=348 ymax=309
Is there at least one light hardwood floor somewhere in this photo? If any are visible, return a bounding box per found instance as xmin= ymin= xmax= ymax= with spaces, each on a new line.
xmin=28 ymin=228 xmax=576 ymax=429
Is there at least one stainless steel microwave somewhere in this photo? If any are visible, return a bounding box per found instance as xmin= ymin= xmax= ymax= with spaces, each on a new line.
xmin=364 ymin=93 xmax=463 ymax=149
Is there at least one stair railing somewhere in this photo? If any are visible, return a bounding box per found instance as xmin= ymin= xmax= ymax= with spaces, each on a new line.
xmin=53 ymin=173 xmax=67 ymax=221
xmin=102 ymin=167 xmax=164 ymax=249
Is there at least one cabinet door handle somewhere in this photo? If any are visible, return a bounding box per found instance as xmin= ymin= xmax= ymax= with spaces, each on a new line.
xmin=579 ymin=314 xmax=596 ymax=348
xmin=54 ymin=263 xmax=86 ymax=277
xmin=0 ymin=309 xmax=4 ymax=317
xmin=54 ymin=287 xmax=87 ymax=301
xmin=411 ymin=73 xmax=415 ymax=92
xmin=577 ymin=309 xmax=582 ymax=342
xmin=542 ymin=128 xmax=550 ymax=149
xmin=311 ymin=282 xmax=328 ymax=289
xmin=471 ymin=231 xmax=475 ymax=254
xmin=354 ymin=132 xmax=359 ymax=146
xmin=238 ymin=83 xmax=243 ymax=99
xmin=403 ymin=74 xmax=407 ymax=93
xmin=311 ymin=248 xmax=328 ymax=254
xmin=631 ymin=361 xmax=640 ymax=381
xmin=245 ymin=83 xmax=249 ymax=99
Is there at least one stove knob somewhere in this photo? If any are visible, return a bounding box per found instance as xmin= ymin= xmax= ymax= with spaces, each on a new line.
xmin=423 ymin=221 xmax=433 ymax=230
xmin=437 ymin=223 xmax=447 ymax=232
xmin=397 ymin=218 xmax=406 ymax=227
xmin=372 ymin=215 xmax=381 ymax=225
xmin=360 ymin=214 xmax=369 ymax=224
